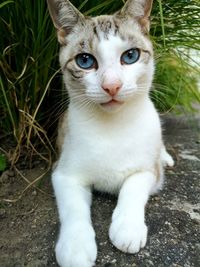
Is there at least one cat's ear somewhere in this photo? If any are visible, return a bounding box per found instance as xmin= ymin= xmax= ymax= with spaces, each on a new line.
xmin=119 ymin=0 xmax=153 ymax=33
xmin=47 ymin=0 xmax=85 ymax=45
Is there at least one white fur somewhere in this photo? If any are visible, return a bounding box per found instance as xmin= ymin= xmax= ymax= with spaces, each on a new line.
xmin=109 ymin=171 xmax=155 ymax=253
xmin=161 ymin=146 xmax=175 ymax=167
xmin=53 ymin=19 xmax=174 ymax=267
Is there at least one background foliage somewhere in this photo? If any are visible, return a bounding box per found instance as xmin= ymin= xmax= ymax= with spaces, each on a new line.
xmin=0 ymin=152 xmax=6 ymax=172
xmin=0 ymin=0 xmax=200 ymax=164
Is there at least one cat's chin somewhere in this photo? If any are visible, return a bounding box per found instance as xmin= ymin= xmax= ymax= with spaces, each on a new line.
xmin=100 ymin=99 xmax=124 ymax=112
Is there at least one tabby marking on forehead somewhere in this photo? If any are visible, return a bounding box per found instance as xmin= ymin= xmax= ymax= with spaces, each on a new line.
xmin=70 ymin=16 xmax=152 ymax=56
xmin=89 ymin=16 xmax=120 ymax=40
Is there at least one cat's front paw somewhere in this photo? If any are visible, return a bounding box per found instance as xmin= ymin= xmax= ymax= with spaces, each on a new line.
xmin=55 ymin=223 xmax=97 ymax=267
xmin=109 ymin=212 xmax=147 ymax=254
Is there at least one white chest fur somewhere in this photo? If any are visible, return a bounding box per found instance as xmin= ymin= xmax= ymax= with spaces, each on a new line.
xmin=58 ymin=95 xmax=162 ymax=193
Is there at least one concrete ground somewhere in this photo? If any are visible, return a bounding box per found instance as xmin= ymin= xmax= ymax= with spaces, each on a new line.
xmin=0 ymin=114 xmax=199 ymax=267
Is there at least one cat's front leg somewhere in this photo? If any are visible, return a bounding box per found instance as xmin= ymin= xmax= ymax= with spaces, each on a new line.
xmin=109 ymin=171 xmax=156 ymax=254
xmin=52 ymin=170 xmax=97 ymax=267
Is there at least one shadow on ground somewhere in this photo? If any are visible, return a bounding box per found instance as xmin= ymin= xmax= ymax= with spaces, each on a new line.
xmin=0 ymin=114 xmax=199 ymax=267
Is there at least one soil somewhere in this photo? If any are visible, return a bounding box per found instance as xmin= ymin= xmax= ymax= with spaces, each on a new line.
xmin=0 ymin=114 xmax=199 ymax=267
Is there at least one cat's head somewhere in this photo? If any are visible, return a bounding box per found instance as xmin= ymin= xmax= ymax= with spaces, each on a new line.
xmin=47 ymin=0 xmax=154 ymax=112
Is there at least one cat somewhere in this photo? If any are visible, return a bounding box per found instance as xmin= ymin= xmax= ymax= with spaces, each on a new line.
xmin=47 ymin=0 xmax=174 ymax=266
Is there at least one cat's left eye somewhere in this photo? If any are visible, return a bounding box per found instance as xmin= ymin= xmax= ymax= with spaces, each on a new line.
xmin=75 ymin=53 xmax=97 ymax=69
xmin=121 ymin=48 xmax=140 ymax=65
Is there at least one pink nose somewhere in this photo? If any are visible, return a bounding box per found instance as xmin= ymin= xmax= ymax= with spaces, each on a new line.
xmin=102 ymin=81 xmax=122 ymax=97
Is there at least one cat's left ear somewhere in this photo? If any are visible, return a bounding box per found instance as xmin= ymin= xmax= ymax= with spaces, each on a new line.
xmin=47 ymin=0 xmax=85 ymax=45
xmin=118 ymin=0 xmax=154 ymax=33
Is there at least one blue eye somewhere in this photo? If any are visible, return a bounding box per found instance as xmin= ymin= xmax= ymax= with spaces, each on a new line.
xmin=121 ymin=48 xmax=140 ymax=65
xmin=76 ymin=53 xmax=97 ymax=69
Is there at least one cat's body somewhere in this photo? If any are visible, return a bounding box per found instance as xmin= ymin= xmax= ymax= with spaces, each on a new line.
xmin=57 ymin=97 xmax=162 ymax=194
xmin=47 ymin=1 xmax=174 ymax=266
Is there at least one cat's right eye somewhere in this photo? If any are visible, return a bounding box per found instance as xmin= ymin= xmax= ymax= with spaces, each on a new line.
xmin=75 ymin=53 xmax=97 ymax=70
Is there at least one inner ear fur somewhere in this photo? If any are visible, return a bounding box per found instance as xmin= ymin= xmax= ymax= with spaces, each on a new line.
xmin=47 ymin=0 xmax=85 ymax=44
xmin=118 ymin=0 xmax=154 ymax=33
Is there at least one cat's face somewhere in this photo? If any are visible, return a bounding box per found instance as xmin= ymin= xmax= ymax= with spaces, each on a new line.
xmin=48 ymin=0 xmax=154 ymax=112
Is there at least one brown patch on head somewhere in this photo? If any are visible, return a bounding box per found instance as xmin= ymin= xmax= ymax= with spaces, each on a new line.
xmin=62 ymin=57 xmax=84 ymax=80
xmin=141 ymin=49 xmax=152 ymax=64
xmin=79 ymin=41 xmax=86 ymax=50
xmin=138 ymin=17 xmax=150 ymax=34
xmin=66 ymin=62 xmax=84 ymax=80
xmin=93 ymin=24 xmax=98 ymax=38
xmin=91 ymin=16 xmax=121 ymax=40
xmin=99 ymin=19 xmax=112 ymax=37
xmin=113 ymin=18 xmax=120 ymax=35
xmin=57 ymin=28 xmax=68 ymax=45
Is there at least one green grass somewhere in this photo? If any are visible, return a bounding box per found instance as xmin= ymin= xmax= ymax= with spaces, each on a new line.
xmin=0 ymin=0 xmax=59 ymax=163
xmin=0 ymin=0 xmax=199 ymax=163
xmin=151 ymin=0 xmax=200 ymax=112
xmin=0 ymin=153 xmax=7 ymax=172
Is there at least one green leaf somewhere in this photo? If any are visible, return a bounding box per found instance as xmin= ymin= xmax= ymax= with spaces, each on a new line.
xmin=0 ymin=1 xmax=14 ymax=9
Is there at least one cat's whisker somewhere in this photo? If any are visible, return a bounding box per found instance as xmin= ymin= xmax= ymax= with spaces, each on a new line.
xmin=46 ymin=99 xmax=70 ymax=128
xmin=53 ymin=98 xmax=69 ymax=112
xmin=50 ymin=88 xmax=69 ymax=94
xmin=41 ymin=97 xmax=69 ymax=120
xmin=74 ymin=101 xmax=97 ymax=122
xmin=74 ymin=96 xmax=96 ymax=112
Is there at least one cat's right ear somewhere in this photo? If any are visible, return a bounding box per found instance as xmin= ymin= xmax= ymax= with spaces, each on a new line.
xmin=47 ymin=0 xmax=85 ymax=45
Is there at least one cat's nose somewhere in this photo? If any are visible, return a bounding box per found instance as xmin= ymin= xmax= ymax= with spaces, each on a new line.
xmin=102 ymin=81 xmax=122 ymax=97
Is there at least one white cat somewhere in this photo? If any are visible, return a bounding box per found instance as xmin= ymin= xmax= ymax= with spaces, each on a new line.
xmin=47 ymin=0 xmax=174 ymax=266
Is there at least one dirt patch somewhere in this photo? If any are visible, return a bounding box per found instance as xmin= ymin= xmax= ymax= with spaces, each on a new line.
xmin=0 ymin=167 xmax=58 ymax=267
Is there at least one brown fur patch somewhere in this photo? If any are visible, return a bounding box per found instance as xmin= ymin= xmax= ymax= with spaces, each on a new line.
xmin=56 ymin=111 xmax=68 ymax=155
xmin=67 ymin=67 xmax=84 ymax=79
xmin=141 ymin=49 xmax=151 ymax=63
xmin=92 ymin=16 xmax=120 ymax=40
xmin=57 ymin=28 xmax=68 ymax=45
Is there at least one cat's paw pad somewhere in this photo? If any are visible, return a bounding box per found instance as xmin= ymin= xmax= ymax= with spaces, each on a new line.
xmin=109 ymin=215 xmax=147 ymax=254
xmin=56 ymin=224 xmax=97 ymax=267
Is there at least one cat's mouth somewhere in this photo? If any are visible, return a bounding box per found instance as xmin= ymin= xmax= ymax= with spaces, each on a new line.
xmin=100 ymin=99 xmax=124 ymax=109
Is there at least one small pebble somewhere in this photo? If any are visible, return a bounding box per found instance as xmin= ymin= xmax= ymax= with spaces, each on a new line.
xmin=32 ymin=190 xmax=37 ymax=196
